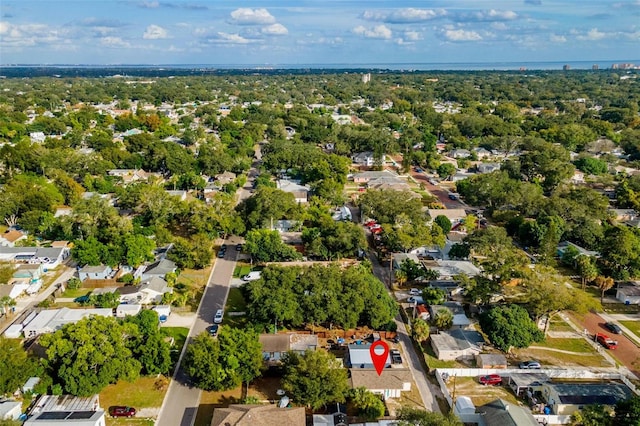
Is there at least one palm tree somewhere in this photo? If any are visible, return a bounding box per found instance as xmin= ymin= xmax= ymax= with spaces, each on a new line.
xmin=395 ymin=269 xmax=408 ymax=287
xmin=595 ymin=275 xmax=614 ymax=304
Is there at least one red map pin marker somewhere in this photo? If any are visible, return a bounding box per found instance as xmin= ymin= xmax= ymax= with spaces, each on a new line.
xmin=370 ymin=340 xmax=390 ymax=376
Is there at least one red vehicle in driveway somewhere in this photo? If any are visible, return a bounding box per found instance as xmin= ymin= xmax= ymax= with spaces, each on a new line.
xmin=596 ymin=333 xmax=618 ymax=349
xmin=109 ymin=406 xmax=136 ymax=418
xmin=479 ymin=374 xmax=502 ymax=386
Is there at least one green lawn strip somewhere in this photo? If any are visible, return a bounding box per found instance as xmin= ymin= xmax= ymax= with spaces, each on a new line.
xmin=106 ymin=419 xmax=155 ymax=426
xmin=232 ymin=264 xmax=251 ymax=278
xmin=100 ymin=377 xmax=167 ymax=412
xmin=523 ymin=348 xmax=608 ymax=368
xmin=160 ymin=327 xmax=189 ymax=349
xmin=60 ymin=288 xmax=92 ymax=298
xmin=223 ymin=287 xmax=248 ymax=329
xmin=619 ymin=321 xmax=640 ymax=339
xmin=547 ymin=318 xmax=575 ymax=332
xmin=421 ymin=341 xmax=461 ymax=369
xmin=538 ymin=337 xmax=596 ymax=353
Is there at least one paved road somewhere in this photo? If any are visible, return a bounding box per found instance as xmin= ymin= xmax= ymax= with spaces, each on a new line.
xmin=156 ymin=237 xmax=241 ymax=426
xmin=578 ymin=312 xmax=640 ymax=378
xmin=409 ymin=170 xmax=466 ymax=209
xmin=367 ymin=248 xmax=442 ymax=413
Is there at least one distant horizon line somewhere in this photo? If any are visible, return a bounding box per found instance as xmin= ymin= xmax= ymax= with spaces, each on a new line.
xmin=1 ymin=59 xmax=639 ymax=67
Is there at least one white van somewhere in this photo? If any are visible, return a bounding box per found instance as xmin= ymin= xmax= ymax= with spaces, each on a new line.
xmin=242 ymin=271 xmax=262 ymax=281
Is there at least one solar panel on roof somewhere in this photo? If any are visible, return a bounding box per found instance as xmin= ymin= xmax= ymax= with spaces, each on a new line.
xmin=37 ymin=411 xmax=71 ymax=420
xmin=68 ymin=411 xmax=96 ymax=419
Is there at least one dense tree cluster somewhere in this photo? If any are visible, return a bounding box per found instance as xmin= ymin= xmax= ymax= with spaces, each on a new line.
xmin=479 ymin=304 xmax=544 ymax=352
xmin=243 ymin=264 xmax=397 ymax=330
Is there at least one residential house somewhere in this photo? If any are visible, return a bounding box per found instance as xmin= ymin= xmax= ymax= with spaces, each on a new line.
xmin=475 ymin=354 xmax=508 ymax=369
xmin=115 ymin=304 xmax=142 ymax=318
xmin=473 ymin=147 xmax=492 ymax=159
xmin=332 ymin=206 xmax=352 ymax=221
xmin=29 ymin=132 xmax=46 ymax=143
xmin=211 ymin=404 xmax=305 ymax=426
xmin=24 ymin=394 xmax=105 ymax=426
xmin=22 ymin=308 xmax=113 ymax=337
xmin=476 ymin=163 xmax=501 ymax=174
xmin=165 ymin=190 xmax=187 ymax=201
xmin=351 ymin=151 xmax=383 ymax=167
xmin=557 ymin=241 xmax=600 ymax=258
xmin=0 ymin=284 xmax=24 ymax=301
xmin=14 ymin=264 xmax=44 ymax=281
xmin=107 ymin=169 xmax=150 ymax=184
xmin=0 ymin=246 xmax=70 ymax=268
xmin=449 ymin=149 xmax=471 ymax=159
xmin=425 ymin=259 xmax=481 ymax=279
xmin=451 ymin=171 xmax=476 ymax=182
xmin=352 ymin=170 xmax=399 ymax=184
xmin=367 ymin=176 xmax=413 ymax=192
xmin=141 ymin=259 xmax=177 ymax=281
xmin=349 ymin=369 xmax=412 ymax=400
xmin=616 ymin=282 xmax=640 ymax=305
xmin=427 ymin=209 xmax=467 ymax=226
xmin=313 ymin=410 xmax=348 ymax=426
xmin=0 ymin=400 xmax=21 ymax=421
xmin=0 ymin=230 xmax=27 ymax=247
xmin=274 ymin=220 xmax=301 ymax=233
xmin=415 ymin=304 xmax=430 ymax=320
xmin=277 ymin=180 xmax=310 ymax=203
xmin=429 ymin=302 xmax=471 ymax=329
xmin=475 ymin=399 xmax=538 ymax=426
xmin=541 ymin=382 xmax=633 ymax=415
xmin=609 ymin=208 xmax=638 ymax=222
xmin=259 ymin=333 xmax=318 ymax=365
xmin=139 ymin=276 xmax=171 ymax=304
xmin=78 ymin=265 xmax=113 ymax=281
xmin=346 ymin=343 xmax=391 ymax=369
xmin=429 ymin=329 xmax=485 ymax=361
xmin=215 ymin=171 xmax=237 ymax=186
xmin=392 ymin=253 xmax=422 ymax=270
xmin=54 ymin=207 xmax=73 ymax=218
xmin=570 ymin=170 xmax=586 ymax=184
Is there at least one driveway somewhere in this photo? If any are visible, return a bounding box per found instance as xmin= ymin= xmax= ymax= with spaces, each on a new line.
xmin=156 ymin=237 xmax=241 ymax=426
xmin=578 ymin=312 xmax=640 ymax=378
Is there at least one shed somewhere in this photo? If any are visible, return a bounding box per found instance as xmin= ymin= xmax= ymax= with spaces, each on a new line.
xmin=455 ymin=396 xmax=476 ymax=415
xmin=475 ymin=353 xmax=508 ymax=369
xmin=23 ymin=377 xmax=41 ymax=393
xmin=152 ymin=305 xmax=171 ymax=319
xmin=116 ymin=304 xmax=142 ymax=318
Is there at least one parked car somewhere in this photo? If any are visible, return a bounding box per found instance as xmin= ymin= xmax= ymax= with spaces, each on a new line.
xmin=409 ymin=288 xmax=421 ymax=296
xmin=390 ymin=349 xmax=402 ymax=364
xmin=414 ymin=167 xmax=423 ymax=173
xmin=604 ymin=322 xmax=622 ymax=334
xmin=448 ymin=193 xmax=459 ymax=200
xmin=214 ymin=309 xmax=224 ymax=324
xmin=109 ymin=406 xmax=136 ymax=418
xmin=479 ymin=374 xmax=502 ymax=386
xmin=519 ymin=360 xmax=541 ymax=369
xmin=242 ymin=271 xmax=262 ymax=281
xmin=407 ymin=296 xmax=424 ymax=305
xmin=207 ymin=324 xmax=219 ymax=337
xmin=235 ymin=244 xmax=243 ymax=251
xmin=596 ymin=333 xmax=618 ymax=349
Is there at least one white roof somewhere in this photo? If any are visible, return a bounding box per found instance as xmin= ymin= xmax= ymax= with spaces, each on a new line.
xmin=4 ymin=324 xmax=23 ymax=338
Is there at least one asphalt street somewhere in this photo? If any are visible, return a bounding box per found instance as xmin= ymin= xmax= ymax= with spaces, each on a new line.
xmin=156 ymin=238 xmax=240 ymax=426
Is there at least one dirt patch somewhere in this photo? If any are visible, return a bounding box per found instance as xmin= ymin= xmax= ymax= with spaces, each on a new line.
xmin=446 ymin=376 xmax=518 ymax=407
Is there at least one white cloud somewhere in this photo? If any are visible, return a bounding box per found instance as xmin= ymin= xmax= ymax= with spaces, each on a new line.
xmin=353 ymin=24 xmax=392 ymax=39
xmin=550 ymin=34 xmax=567 ymax=42
xmin=261 ymin=23 xmax=288 ymax=36
xmin=229 ymin=8 xmax=276 ymax=25
xmin=453 ymin=9 xmax=518 ymax=22
xmin=574 ymin=28 xmax=608 ymax=40
xmin=143 ymin=24 xmax=169 ymax=39
xmin=100 ymin=36 xmax=131 ymax=48
xmin=362 ymin=8 xmax=447 ymax=23
xmin=0 ymin=21 xmax=66 ymax=47
xmin=442 ymin=29 xmax=482 ymax=41
xmin=404 ymin=30 xmax=421 ymax=41
xmin=208 ymin=32 xmax=254 ymax=44
xmin=139 ymin=1 xmax=160 ymax=8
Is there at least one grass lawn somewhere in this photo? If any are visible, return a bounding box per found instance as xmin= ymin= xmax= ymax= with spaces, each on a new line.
xmin=177 ymin=267 xmax=211 ymax=312
xmin=161 ymin=327 xmax=189 ymax=349
xmin=447 ymin=376 xmax=518 ymax=407
xmin=107 ymin=419 xmax=155 ymax=426
xmin=100 ymin=376 xmax=167 ymax=412
xmin=517 ymin=337 xmax=610 ymax=368
xmin=233 ymin=264 xmax=251 ymax=278
xmin=60 ymin=288 xmax=92 ymax=298
xmin=619 ymin=321 xmax=640 ymax=339
xmin=223 ymin=288 xmax=248 ymax=329
xmin=548 ymin=317 xmax=575 ymax=333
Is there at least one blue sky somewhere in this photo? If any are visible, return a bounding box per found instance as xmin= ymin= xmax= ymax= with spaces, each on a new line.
xmin=1 ymin=0 xmax=639 ymax=65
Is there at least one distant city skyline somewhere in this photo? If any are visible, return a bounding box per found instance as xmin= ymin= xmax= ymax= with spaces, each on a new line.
xmin=1 ymin=1 xmax=639 ymax=65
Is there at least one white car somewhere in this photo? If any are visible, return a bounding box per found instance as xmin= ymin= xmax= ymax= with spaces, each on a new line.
xmin=409 ymin=288 xmax=421 ymax=296
xmin=242 ymin=271 xmax=262 ymax=281
xmin=213 ymin=309 xmax=224 ymax=324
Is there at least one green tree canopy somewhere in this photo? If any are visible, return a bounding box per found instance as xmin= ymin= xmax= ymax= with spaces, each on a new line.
xmin=281 ymin=349 xmax=349 ymax=410
xmin=0 ymin=338 xmax=35 ymax=396
xmin=244 ymin=229 xmax=303 ymax=263
xmin=479 ymin=304 xmax=544 ymax=352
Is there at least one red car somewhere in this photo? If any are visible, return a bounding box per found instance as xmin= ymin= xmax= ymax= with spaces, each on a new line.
xmin=479 ymin=374 xmax=502 ymax=386
xmin=109 ymin=406 xmax=136 ymax=418
xmin=364 ymin=220 xmax=377 ymax=228
xmin=596 ymin=333 xmax=618 ymax=349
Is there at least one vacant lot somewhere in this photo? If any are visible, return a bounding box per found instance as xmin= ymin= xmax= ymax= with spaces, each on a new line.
xmin=446 ymin=376 xmax=518 ymax=407
xmin=518 ymin=337 xmax=610 ymax=368
xmin=223 ymin=288 xmax=248 ymax=328
xmin=100 ymin=376 xmax=168 ymax=425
